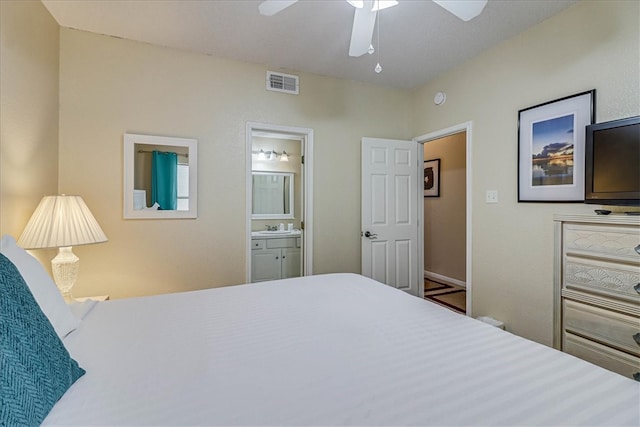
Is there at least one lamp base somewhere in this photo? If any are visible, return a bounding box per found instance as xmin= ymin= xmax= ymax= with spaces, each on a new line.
xmin=51 ymin=246 xmax=79 ymax=302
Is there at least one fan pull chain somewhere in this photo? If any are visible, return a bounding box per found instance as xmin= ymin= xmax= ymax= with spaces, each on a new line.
xmin=375 ymin=7 xmax=382 ymax=73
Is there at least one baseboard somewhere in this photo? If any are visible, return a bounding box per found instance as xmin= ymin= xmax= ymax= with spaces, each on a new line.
xmin=424 ymin=271 xmax=466 ymax=289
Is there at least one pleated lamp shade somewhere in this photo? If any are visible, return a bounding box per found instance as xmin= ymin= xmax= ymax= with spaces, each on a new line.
xmin=18 ymin=195 xmax=108 ymax=249
xmin=17 ymin=195 xmax=107 ymax=301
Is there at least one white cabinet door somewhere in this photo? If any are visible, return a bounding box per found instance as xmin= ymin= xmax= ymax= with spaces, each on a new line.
xmin=282 ymin=247 xmax=301 ymax=279
xmin=361 ymin=137 xmax=419 ymax=296
xmin=252 ymin=249 xmax=282 ymax=282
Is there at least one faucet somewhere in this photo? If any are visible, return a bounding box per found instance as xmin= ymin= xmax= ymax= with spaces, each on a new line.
xmin=265 ymin=225 xmax=279 ymax=231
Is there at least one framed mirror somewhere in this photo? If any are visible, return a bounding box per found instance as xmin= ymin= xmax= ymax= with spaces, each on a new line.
xmin=252 ymin=171 xmax=294 ymax=219
xmin=124 ymin=133 xmax=198 ymax=219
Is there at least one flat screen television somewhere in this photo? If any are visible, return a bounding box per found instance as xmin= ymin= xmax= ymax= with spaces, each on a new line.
xmin=584 ymin=116 xmax=640 ymax=206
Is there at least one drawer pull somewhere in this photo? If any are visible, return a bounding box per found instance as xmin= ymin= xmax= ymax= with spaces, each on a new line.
xmin=635 ymin=244 xmax=640 ymax=255
xmin=634 ymin=372 xmax=640 ymax=382
xmin=635 ymin=283 xmax=640 ymax=294
xmin=634 ymin=333 xmax=640 ymax=346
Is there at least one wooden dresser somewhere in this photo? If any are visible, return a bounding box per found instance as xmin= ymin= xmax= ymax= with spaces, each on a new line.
xmin=553 ymin=214 xmax=640 ymax=381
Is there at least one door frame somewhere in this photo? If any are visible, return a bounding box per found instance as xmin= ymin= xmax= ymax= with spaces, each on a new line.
xmin=245 ymin=122 xmax=314 ymax=283
xmin=414 ymin=121 xmax=473 ymax=316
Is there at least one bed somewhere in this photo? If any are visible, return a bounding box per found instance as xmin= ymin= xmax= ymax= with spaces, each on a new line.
xmin=1 ymin=237 xmax=639 ymax=426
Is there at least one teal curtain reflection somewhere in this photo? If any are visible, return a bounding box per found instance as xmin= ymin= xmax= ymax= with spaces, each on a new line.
xmin=151 ymin=151 xmax=178 ymax=210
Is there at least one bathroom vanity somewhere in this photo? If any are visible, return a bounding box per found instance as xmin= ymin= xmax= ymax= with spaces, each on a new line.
xmin=251 ymin=231 xmax=301 ymax=282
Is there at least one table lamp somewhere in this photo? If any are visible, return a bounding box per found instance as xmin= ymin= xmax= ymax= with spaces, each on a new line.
xmin=17 ymin=195 xmax=108 ymax=301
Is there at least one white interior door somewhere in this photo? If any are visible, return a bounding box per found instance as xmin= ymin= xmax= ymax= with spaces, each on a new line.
xmin=361 ymin=137 xmax=419 ymax=296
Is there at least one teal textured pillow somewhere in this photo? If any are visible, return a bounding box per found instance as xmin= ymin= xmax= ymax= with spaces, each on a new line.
xmin=0 ymin=253 xmax=85 ymax=426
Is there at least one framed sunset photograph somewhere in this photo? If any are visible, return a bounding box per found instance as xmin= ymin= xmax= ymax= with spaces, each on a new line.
xmin=518 ymin=90 xmax=595 ymax=202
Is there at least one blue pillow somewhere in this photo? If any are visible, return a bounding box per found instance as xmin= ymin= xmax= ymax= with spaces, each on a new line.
xmin=0 ymin=253 xmax=85 ymax=426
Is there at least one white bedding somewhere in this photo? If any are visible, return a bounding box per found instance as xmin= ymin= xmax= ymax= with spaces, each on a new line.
xmin=44 ymin=273 xmax=639 ymax=426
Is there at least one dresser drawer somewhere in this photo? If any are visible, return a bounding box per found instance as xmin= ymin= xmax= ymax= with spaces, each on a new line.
xmin=564 ymin=255 xmax=640 ymax=302
xmin=563 ymin=223 xmax=640 ymax=263
xmin=564 ymin=299 xmax=640 ymax=356
xmin=563 ymin=332 xmax=640 ymax=380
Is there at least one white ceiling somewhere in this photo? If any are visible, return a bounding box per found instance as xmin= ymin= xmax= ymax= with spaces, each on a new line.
xmin=41 ymin=0 xmax=578 ymax=90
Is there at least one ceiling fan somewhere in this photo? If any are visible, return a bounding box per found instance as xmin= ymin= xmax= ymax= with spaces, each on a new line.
xmin=258 ymin=0 xmax=488 ymax=57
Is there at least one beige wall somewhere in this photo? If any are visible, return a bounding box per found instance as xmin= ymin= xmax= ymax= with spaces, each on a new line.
xmin=412 ymin=0 xmax=640 ymax=345
xmin=0 ymin=0 xmax=60 ymax=266
xmin=58 ymin=28 xmax=413 ymax=299
xmin=423 ymin=133 xmax=466 ymax=284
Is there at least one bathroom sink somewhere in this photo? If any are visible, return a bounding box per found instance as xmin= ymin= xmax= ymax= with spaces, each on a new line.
xmin=251 ymin=230 xmax=301 ymax=237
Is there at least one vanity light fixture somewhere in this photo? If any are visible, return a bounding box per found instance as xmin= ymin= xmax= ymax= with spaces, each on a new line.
xmin=254 ymin=149 xmax=290 ymax=162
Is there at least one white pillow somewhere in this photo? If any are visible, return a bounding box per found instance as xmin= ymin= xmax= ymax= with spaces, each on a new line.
xmin=0 ymin=234 xmax=79 ymax=338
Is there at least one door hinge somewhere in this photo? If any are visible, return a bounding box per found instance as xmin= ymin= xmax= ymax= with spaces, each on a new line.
xmin=301 ymin=155 xmax=304 ymax=164
xmin=301 ymin=221 xmax=304 ymax=230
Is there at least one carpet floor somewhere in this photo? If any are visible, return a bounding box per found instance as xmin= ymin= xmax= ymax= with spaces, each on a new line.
xmin=424 ymin=279 xmax=466 ymax=314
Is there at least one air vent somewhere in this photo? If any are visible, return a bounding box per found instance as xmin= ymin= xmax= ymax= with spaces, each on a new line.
xmin=266 ymin=71 xmax=299 ymax=95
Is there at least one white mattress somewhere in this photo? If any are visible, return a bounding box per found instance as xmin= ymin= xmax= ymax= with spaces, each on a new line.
xmin=44 ymin=273 xmax=640 ymax=426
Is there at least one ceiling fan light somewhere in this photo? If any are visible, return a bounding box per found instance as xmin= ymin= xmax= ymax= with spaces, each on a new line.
xmin=372 ymin=0 xmax=398 ymax=12
xmin=432 ymin=0 xmax=487 ymax=22
xmin=347 ymin=0 xmax=364 ymax=8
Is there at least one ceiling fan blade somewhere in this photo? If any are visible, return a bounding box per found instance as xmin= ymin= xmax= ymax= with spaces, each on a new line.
xmin=258 ymin=0 xmax=299 ymax=16
xmin=432 ymin=0 xmax=487 ymax=22
xmin=349 ymin=1 xmax=377 ymax=57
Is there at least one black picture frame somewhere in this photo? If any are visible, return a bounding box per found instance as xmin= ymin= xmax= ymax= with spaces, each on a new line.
xmin=424 ymin=159 xmax=440 ymax=197
xmin=517 ymin=90 xmax=595 ymax=202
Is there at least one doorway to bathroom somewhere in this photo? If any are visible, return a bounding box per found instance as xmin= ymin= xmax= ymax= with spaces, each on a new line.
xmin=245 ymin=122 xmax=314 ymax=283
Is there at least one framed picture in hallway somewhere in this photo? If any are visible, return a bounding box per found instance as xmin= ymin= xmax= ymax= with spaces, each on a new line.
xmin=517 ymin=90 xmax=595 ymax=202
xmin=424 ymin=158 xmax=440 ymax=197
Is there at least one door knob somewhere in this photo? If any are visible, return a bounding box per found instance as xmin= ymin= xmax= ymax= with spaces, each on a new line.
xmin=363 ymin=231 xmax=378 ymax=239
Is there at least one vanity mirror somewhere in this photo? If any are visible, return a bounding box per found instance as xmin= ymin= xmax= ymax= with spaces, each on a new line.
xmin=252 ymin=171 xmax=294 ymax=219
xmin=124 ymin=133 xmax=198 ymax=219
